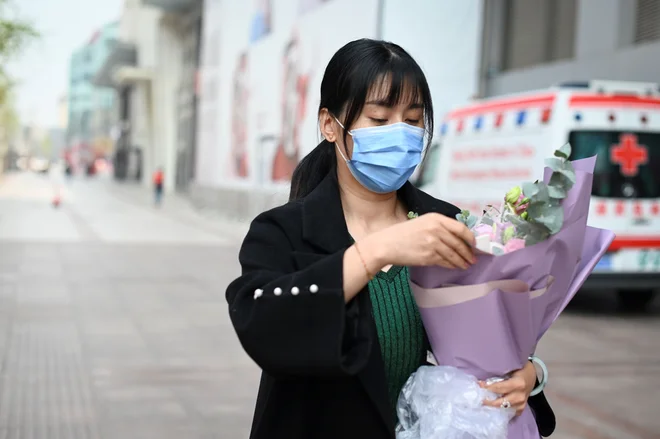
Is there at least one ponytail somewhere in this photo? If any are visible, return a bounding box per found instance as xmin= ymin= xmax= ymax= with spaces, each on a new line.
xmin=289 ymin=140 xmax=337 ymax=201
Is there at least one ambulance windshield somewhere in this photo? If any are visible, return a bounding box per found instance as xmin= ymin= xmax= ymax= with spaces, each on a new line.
xmin=568 ymin=130 xmax=660 ymax=199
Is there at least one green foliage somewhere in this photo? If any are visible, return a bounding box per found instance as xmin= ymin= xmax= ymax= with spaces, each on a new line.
xmin=456 ymin=209 xmax=478 ymax=229
xmin=519 ymin=143 xmax=576 ymax=245
xmin=0 ymin=0 xmax=38 ymax=106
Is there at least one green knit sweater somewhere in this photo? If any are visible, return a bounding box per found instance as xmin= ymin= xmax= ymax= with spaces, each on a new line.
xmin=368 ymin=266 xmax=426 ymax=412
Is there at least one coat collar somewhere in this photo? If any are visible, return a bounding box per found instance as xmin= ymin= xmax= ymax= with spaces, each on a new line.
xmin=301 ymin=168 xmax=450 ymax=253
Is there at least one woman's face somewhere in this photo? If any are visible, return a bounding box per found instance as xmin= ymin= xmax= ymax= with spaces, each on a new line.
xmin=331 ymin=80 xmax=425 ymax=159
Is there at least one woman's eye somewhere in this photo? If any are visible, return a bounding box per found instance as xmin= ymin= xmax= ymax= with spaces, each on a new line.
xmin=370 ymin=118 xmax=388 ymax=124
xmin=406 ymin=119 xmax=420 ymax=124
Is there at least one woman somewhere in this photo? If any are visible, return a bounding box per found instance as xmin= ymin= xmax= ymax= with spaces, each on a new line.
xmin=226 ymin=39 xmax=555 ymax=439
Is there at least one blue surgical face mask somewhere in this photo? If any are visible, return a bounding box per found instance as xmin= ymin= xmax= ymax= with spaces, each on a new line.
xmin=334 ymin=119 xmax=425 ymax=193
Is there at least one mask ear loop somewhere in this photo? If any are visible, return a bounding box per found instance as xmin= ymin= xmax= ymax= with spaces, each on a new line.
xmin=332 ymin=116 xmax=351 ymax=162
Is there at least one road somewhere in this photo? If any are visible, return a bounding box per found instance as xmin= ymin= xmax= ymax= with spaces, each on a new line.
xmin=0 ymin=170 xmax=658 ymax=439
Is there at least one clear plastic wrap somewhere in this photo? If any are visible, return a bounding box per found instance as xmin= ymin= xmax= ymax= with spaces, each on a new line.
xmin=396 ymin=365 xmax=515 ymax=439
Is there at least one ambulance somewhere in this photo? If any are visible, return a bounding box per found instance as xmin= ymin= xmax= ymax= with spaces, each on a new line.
xmin=418 ymin=80 xmax=660 ymax=311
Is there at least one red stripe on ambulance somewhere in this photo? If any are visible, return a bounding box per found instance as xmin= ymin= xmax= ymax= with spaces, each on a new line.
xmin=609 ymin=238 xmax=660 ymax=251
xmin=569 ymin=94 xmax=660 ymax=109
xmin=445 ymin=94 xmax=556 ymax=120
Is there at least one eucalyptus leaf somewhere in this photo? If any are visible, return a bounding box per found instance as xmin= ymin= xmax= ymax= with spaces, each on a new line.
xmin=547 ymin=184 xmax=567 ymax=199
xmin=525 ymin=182 xmax=550 ymax=205
xmin=544 ymin=157 xmax=565 ymax=172
xmin=524 ymin=228 xmax=551 ymax=246
xmin=553 ymin=143 xmax=572 ymax=159
xmin=545 ymin=159 xmax=576 ymax=185
xmin=547 ymin=172 xmax=574 ymax=199
xmin=466 ymin=215 xmax=478 ymax=229
xmin=522 ymin=181 xmax=540 ymax=198
xmin=526 ymin=203 xmax=564 ymax=234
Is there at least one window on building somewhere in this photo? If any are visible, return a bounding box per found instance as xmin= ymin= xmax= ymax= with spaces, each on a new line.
xmin=501 ymin=0 xmax=577 ymax=71
xmin=635 ymin=0 xmax=660 ymax=43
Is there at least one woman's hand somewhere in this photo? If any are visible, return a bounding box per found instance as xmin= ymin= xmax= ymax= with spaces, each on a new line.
xmin=361 ymin=213 xmax=477 ymax=270
xmin=480 ymin=362 xmax=537 ymax=416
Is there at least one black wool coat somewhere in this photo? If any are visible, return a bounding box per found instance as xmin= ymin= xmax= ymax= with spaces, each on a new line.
xmin=226 ymin=170 xmax=556 ymax=439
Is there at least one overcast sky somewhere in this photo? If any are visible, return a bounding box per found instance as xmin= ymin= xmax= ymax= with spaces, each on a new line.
xmin=9 ymin=0 xmax=123 ymax=128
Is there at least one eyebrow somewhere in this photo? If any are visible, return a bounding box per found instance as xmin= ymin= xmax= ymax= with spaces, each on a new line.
xmin=365 ymin=99 xmax=424 ymax=109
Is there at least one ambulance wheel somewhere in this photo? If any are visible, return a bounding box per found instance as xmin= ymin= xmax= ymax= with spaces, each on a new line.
xmin=617 ymin=290 xmax=655 ymax=312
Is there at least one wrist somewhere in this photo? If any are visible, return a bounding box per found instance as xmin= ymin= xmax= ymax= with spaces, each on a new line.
xmin=528 ymin=356 xmax=548 ymax=396
xmin=521 ymin=361 xmax=537 ymax=393
xmin=358 ymin=234 xmax=387 ymax=273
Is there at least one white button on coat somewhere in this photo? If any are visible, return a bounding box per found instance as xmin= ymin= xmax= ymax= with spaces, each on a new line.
xmin=253 ymin=288 xmax=263 ymax=299
xmin=274 ymin=287 xmax=283 ymax=296
xmin=309 ymin=284 xmax=319 ymax=293
xmin=291 ymin=286 xmax=300 ymax=295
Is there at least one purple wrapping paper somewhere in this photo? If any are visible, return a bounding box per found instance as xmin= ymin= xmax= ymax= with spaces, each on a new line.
xmin=408 ymin=156 xmax=615 ymax=439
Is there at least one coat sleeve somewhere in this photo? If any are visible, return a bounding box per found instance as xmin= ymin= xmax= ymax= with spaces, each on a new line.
xmin=226 ymin=210 xmax=372 ymax=378
xmin=528 ymin=381 xmax=556 ymax=437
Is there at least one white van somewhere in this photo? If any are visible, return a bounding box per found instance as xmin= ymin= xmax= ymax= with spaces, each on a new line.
xmin=418 ymin=80 xmax=660 ymax=311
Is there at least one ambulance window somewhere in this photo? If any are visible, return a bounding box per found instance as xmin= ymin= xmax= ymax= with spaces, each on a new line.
xmin=415 ymin=142 xmax=441 ymax=187
xmin=568 ymin=130 xmax=660 ymax=199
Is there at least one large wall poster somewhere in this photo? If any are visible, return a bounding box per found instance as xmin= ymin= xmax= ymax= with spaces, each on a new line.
xmin=298 ymin=0 xmax=334 ymax=15
xmin=195 ymin=0 xmax=222 ymax=187
xmin=271 ymin=31 xmax=315 ymax=182
xmin=231 ymin=52 xmax=250 ymax=178
xmin=250 ymin=0 xmax=272 ymax=43
xmin=198 ymin=0 xmax=379 ymax=190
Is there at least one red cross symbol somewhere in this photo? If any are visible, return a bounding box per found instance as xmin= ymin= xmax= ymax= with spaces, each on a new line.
xmin=633 ymin=202 xmax=643 ymax=217
xmin=652 ymin=202 xmax=660 ymax=216
xmin=595 ymin=202 xmax=606 ymax=216
xmin=610 ymin=134 xmax=648 ymax=177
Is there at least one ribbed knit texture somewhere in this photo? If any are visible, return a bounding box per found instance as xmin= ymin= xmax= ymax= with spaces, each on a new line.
xmin=368 ymin=266 xmax=426 ymax=413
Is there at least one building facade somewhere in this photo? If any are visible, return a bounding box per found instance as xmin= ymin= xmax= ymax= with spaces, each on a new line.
xmin=479 ymin=0 xmax=660 ymax=97
xmin=190 ymin=0 xmax=483 ymax=221
xmin=67 ymin=22 xmax=120 ymax=166
xmin=94 ymin=0 xmax=203 ymax=190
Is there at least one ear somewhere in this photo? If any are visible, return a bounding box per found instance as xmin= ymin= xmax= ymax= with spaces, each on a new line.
xmin=318 ymin=108 xmax=337 ymax=143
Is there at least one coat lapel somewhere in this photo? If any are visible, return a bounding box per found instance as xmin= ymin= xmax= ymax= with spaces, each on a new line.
xmin=300 ymin=169 xmax=457 ymax=433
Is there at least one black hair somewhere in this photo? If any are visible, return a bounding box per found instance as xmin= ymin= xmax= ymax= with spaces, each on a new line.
xmin=288 ymin=38 xmax=434 ymax=201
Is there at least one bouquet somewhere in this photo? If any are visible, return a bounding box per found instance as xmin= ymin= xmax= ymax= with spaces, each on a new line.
xmin=396 ymin=145 xmax=615 ymax=439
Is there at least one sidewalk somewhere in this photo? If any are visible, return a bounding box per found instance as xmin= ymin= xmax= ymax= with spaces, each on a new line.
xmin=96 ymin=176 xmax=251 ymax=244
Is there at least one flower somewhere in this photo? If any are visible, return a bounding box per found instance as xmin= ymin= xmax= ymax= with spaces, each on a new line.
xmin=473 ymin=224 xmax=494 ymax=240
xmin=502 ymin=226 xmax=516 ymax=244
xmin=505 ymin=186 xmax=522 ymax=205
xmin=504 ymin=238 xmax=526 ymax=253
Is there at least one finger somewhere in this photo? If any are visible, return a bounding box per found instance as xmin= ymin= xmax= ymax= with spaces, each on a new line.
xmin=483 ymin=394 xmax=526 ymax=410
xmin=445 ymin=218 xmax=477 ymax=246
xmin=439 ymin=230 xmax=476 ymax=265
xmin=434 ymin=254 xmax=455 ymax=269
xmin=484 ymin=377 xmax=526 ymax=395
xmin=432 ymin=249 xmax=461 ymax=269
xmin=435 ymin=241 xmax=469 ymax=269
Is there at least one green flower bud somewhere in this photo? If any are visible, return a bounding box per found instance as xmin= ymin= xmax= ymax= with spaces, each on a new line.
xmin=505 ymin=186 xmax=522 ymax=205
xmin=502 ymin=226 xmax=515 ymax=244
xmin=521 ymin=211 xmax=529 ymax=220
